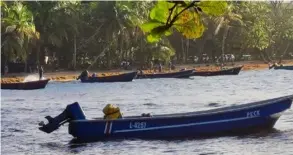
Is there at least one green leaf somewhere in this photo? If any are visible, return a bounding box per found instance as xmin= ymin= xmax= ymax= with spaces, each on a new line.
xmin=198 ymin=1 xmax=227 ymax=16
xmin=147 ymin=33 xmax=161 ymax=43
xmin=140 ymin=20 xmax=173 ymax=43
xmin=149 ymin=1 xmax=174 ymax=23
xmin=140 ymin=20 xmax=164 ymax=33
xmin=164 ymin=28 xmax=172 ymax=36
xmin=174 ymin=11 xmax=205 ymax=39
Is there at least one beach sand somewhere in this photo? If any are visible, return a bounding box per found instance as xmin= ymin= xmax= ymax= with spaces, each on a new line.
xmin=1 ymin=60 xmax=293 ymax=83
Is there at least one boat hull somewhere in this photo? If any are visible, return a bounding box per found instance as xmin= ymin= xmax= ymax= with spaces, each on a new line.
xmin=192 ymin=66 xmax=243 ymax=76
xmin=80 ymin=71 xmax=137 ymax=83
xmin=273 ymin=65 xmax=293 ymax=70
xmin=136 ymin=69 xmax=194 ymax=79
xmin=1 ymin=79 xmax=50 ymax=90
xmin=68 ymin=96 xmax=292 ymax=141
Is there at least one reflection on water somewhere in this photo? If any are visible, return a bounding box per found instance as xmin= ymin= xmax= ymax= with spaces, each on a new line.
xmin=1 ymin=69 xmax=293 ymax=155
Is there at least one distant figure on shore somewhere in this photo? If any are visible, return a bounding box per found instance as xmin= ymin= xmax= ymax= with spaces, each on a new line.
xmin=39 ymin=66 xmax=44 ymax=80
xmin=77 ymin=70 xmax=89 ymax=80
xmin=92 ymin=73 xmax=97 ymax=77
xmin=4 ymin=65 xmax=9 ymax=75
xmin=171 ymin=64 xmax=176 ymax=70
xmin=138 ymin=69 xmax=143 ymax=75
xmin=158 ymin=63 xmax=162 ymax=72
xmin=168 ymin=61 xmax=172 ymax=71
xmin=231 ymin=54 xmax=235 ymax=65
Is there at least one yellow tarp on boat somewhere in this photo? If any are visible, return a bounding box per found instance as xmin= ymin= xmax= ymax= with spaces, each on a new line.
xmin=103 ymin=104 xmax=122 ymax=120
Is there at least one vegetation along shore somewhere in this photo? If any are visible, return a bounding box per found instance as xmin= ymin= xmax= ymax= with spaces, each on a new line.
xmin=2 ymin=1 xmax=293 ymax=75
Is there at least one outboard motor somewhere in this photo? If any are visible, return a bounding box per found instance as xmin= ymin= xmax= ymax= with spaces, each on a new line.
xmin=39 ymin=102 xmax=86 ymax=133
xmin=77 ymin=70 xmax=89 ymax=80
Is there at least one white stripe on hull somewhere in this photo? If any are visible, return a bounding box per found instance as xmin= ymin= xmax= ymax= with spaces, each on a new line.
xmin=104 ymin=122 xmax=108 ymax=134
xmin=109 ymin=122 xmax=113 ymax=134
xmin=114 ymin=116 xmax=260 ymax=133
xmin=104 ymin=122 xmax=113 ymax=135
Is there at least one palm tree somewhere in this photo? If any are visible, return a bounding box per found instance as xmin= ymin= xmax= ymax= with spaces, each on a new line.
xmin=25 ymin=1 xmax=79 ymax=66
xmin=213 ymin=3 xmax=242 ymax=66
xmin=1 ymin=2 xmax=39 ymax=71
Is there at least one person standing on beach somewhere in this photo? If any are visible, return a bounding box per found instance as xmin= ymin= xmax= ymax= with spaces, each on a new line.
xmin=158 ymin=63 xmax=162 ymax=72
xmin=4 ymin=64 xmax=9 ymax=75
xmin=39 ymin=66 xmax=44 ymax=80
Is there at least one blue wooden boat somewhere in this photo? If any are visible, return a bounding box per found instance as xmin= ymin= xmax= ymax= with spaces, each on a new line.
xmin=39 ymin=95 xmax=292 ymax=141
xmin=1 ymin=79 xmax=50 ymax=90
xmin=77 ymin=71 xmax=137 ymax=83
xmin=136 ymin=69 xmax=195 ymax=79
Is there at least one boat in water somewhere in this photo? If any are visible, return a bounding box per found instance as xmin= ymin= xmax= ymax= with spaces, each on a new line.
xmin=1 ymin=79 xmax=50 ymax=90
xmin=269 ymin=64 xmax=293 ymax=70
xmin=136 ymin=69 xmax=195 ymax=79
xmin=39 ymin=95 xmax=292 ymax=142
xmin=192 ymin=66 xmax=243 ymax=76
xmin=77 ymin=71 xmax=137 ymax=83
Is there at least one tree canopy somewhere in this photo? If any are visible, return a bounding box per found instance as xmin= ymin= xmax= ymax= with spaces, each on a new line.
xmin=1 ymin=1 xmax=293 ymax=71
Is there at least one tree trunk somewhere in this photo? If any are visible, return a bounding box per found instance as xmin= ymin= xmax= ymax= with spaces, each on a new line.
xmin=279 ymin=42 xmax=291 ymax=63
xmin=37 ymin=43 xmax=40 ymax=66
xmin=259 ymin=50 xmax=267 ymax=63
xmin=181 ymin=37 xmax=185 ymax=63
xmin=73 ymin=35 xmax=77 ymax=70
xmin=200 ymin=37 xmax=207 ymax=57
xmin=221 ymin=26 xmax=229 ymax=68
xmin=120 ymin=34 xmax=124 ymax=61
xmin=270 ymin=45 xmax=276 ymax=61
xmin=185 ymin=39 xmax=189 ymax=63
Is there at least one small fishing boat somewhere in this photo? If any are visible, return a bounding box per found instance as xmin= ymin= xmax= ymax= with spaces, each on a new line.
xmin=77 ymin=71 xmax=137 ymax=83
xmin=136 ymin=69 xmax=194 ymax=79
xmin=192 ymin=66 xmax=243 ymax=76
xmin=270 ymin=65 xmax=293 ymax=70
xmin=39 ymin=95 xmax=292 ymax=141
xmin=1 ymin=79 xmax=50 ymax=90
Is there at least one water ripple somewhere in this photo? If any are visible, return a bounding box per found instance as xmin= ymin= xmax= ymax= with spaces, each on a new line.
xmin=1 ymin=69 xmax=293 ymax=154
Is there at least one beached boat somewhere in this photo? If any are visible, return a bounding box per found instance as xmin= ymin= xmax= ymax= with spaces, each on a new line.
xmin=136 ymin=69 xmax=194 ymax=79
xmin=39 ymin=95 xmax=292 ymax=141
xmin=192 ymin=66 xmax=243 ymax=76
xmin=1 ymin=79 xmax=50 ymax=90
xmin=77 ymin=71 xmax=137 ymax=83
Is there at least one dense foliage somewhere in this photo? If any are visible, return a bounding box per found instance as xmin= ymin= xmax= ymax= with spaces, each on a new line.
xmin=1 ymin=1 xmax=293 ymax=71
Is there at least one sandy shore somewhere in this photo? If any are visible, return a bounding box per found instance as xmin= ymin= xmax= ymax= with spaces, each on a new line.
xmin=1 ymin=60 xmax=293 ymax=83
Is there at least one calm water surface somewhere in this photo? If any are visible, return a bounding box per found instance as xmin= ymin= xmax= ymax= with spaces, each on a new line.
xmin=1 ymin=69 xmax=293 ymax=155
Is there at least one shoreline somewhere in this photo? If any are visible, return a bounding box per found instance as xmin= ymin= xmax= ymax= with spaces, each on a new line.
xmin=1 ymin=60 xmax=293 ymax=83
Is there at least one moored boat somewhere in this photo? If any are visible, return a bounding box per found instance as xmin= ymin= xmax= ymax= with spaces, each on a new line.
xmin=77 ymin=71 xmax=137 ymax=83
xmin=192 ymin=66 xmax=243 ymax=76
xmin=39 ymin=95 xmax=292 ymax=141
xmin=1 ymin=79 xmax=50 ymax=90
xmin=271 ymin=65 xmax=293 ymax=70
xmin=136 ymin=69 xmax=194 ymax=79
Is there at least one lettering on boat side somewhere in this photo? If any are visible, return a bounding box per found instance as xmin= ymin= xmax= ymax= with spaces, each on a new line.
xmin=129 ymin=122 xmax=147 ymax=129
xmin=246 ymin=110 xmax=260 ymax=118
